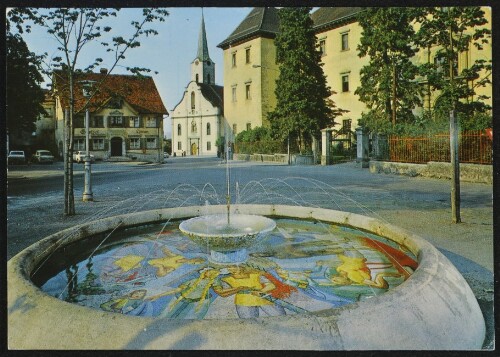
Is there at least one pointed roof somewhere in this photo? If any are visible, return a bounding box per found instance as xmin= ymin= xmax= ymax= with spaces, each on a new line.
xmin=217 ymin=7 xmax=280 ymax=49
xmin=196 ymin=12 xmax=212 ymax=62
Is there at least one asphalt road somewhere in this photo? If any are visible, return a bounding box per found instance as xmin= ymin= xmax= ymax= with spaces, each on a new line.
xmin=6 ymin=156 xmax=495 ymax=348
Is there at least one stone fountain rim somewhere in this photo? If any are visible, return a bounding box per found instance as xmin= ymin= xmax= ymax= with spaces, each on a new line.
xmin=7 ymin=204 xmax=485 ymax=350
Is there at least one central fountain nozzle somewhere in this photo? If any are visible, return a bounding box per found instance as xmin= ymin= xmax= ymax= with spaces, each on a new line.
xmin=179 ymin=213 xmax=276 ymax=264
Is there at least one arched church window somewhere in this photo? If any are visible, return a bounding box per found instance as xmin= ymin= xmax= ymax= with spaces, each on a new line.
xmin=178 ymin=124 xmax=182 ymax=136
xmin=207 ymin=74 xmax=211 ymax=84
xmin=196 ymin=74 xmax=199 ymax=83
xmin=207 ymin=123 xmax=211 ymax=135
xmin=191 ymin=91 xmax=195 ymax=110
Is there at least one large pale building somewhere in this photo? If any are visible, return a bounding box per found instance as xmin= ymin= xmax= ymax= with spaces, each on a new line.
xmin=217 ymin=7 xmax=280 ymax=142
xmin=170 ymin=14 xmax=224 ymax=157
xmin=218 ymin=7 xmax=492 ymax=141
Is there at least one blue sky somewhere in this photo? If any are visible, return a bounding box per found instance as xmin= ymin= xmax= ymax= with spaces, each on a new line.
xmin=15 ymin=7 xmax=252 ymax=138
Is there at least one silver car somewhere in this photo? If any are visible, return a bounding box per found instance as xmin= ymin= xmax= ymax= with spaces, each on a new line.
xmin=8 ymin=150 xmax=26 ymax=165
xmin=33 ymin=150 xmax=54 ymax=164
xmin=73 ymin=151 xmax=95 ymax=163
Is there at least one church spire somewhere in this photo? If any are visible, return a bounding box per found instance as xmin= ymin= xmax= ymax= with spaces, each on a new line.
xmin=197 ymin=10 xmax=212 ymax=62
xmin=192 ymin=9 xmax=215 ymax=84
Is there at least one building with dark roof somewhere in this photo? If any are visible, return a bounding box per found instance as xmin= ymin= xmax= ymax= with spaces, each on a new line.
xmin=170 ymin=12 xmax=224 ymax=157
xmin=216 ymin=7 xmax=281 ymax=142
xmin=52 ymin=68 xmax=168 ymax=162
xmin=217 ymin=6 xmax=492 ymax=164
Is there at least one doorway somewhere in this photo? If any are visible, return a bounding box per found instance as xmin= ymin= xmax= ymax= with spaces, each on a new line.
xmin=111 ymin=137 xmax=123 ymax=156
xmin=190 ymin=142 xmax=198 ymax=156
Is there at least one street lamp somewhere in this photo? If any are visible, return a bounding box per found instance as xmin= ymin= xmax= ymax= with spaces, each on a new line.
xmin=80 ymin=80 xmax=96 ymax=202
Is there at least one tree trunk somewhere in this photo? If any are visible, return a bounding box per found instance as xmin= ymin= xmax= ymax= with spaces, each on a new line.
xmin=64 ymin=74 xmax=75 ymax=216
xmin=383 ymin=51 xmax=392 ymax=123
xmin=392 ymin=65 xmax=397 ymax=126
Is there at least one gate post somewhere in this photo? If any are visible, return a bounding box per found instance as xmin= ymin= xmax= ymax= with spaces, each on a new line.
xmin=321 ymin=129 xmax=332 ymax=165
xmin=356 ymin=127 xmax=369 ymax=168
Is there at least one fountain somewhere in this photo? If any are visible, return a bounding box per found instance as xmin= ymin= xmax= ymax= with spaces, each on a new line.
xmin=7 ymin=150 xmax=486 ymax=349
xmin=179 ymin=142 xmax=276 ymax=264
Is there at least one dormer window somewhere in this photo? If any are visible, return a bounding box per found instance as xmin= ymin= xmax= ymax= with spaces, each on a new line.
xmin=107 ymin=97 xmax=123 ymax=109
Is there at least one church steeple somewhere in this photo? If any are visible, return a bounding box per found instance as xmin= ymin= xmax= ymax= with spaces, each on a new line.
xmin=197 ymin=12 xmax=212 ymax=62
xmin=192 ymin=9 xmax=215 ymax=84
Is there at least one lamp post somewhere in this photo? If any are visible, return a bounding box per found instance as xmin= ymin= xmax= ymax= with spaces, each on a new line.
xmin=442 ymin=7 xmax=461 ymax=223
xmin=80 ymin=80 xmax=96 ymax=202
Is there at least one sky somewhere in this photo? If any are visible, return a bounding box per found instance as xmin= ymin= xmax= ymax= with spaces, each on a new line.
xmin=13 ymin=7 xmax=253 ymax=138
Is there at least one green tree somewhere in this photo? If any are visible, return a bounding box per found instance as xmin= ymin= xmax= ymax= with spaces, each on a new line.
xmin=269 ymin=7 xmax=344 ymax=154
xmin=355 ymin=7 xmax=422 ymax=132
xmin=415 ymin=7 xmax=491 ymax=124
xmin=9 ymin=8 xmax=169 ymax=216
xmin=6 ymin=21 xmax=46 ymax=148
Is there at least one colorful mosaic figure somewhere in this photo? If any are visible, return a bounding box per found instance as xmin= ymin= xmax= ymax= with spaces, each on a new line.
xmin=274 ymin=266 xmax=354 ymax=307
xmin=148 ymin=247 xmax=205 ymax=277
xmin=331 ymin=252 xmax=400 ymax=288
xmin=160 ymin=267 xmax=221 ymax=319
xmin=213 ymin=265 xmax=299 ymax=318
xmin=100 ymin=289 xmax=156 ymax=316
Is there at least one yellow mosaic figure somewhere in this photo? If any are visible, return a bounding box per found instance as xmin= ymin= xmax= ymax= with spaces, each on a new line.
xmin=148 ymin=247 xmax=204 ymax=277
xmin=336 ymin=253 xmax=372 ymax=284
xmin=332 ymin=253 xmax=400 ymax=289
xmin=214 ymin=266 xmax=285 ymax=318
xmin=113 ymin=255 xmax=144 ymax=272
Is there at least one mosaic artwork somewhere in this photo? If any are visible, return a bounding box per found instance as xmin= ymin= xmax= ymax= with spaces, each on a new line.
xmin=40 ymin=219 xmax=418 ymax=319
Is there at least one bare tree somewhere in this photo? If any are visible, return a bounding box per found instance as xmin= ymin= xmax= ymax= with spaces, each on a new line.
xmin=9 ymin=8 xmax=169 ymax=215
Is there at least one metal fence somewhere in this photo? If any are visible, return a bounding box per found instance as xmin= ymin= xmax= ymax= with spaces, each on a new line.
xmin=389 ymin=130 xmax=493 ymax=165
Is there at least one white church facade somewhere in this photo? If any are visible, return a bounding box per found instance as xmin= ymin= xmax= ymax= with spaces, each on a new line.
xmin=170 ymin=14 xmax=224 ymax=157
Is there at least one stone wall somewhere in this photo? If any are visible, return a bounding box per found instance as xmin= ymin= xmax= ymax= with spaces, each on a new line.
xmin=233 ymin=153 xmax=316 ymax=165
xmin=370 ymin=161 xmax=493 ymax=184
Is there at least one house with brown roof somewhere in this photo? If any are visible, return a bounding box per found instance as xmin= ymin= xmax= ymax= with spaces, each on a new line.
xmin=170 ymin=13 xmax=224 ymax=157
xmin=52 ymin=68 xmax=168 ymax=162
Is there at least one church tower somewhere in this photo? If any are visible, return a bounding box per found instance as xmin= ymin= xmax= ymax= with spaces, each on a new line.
xmin=191 ymin=12 xmax=215 ymax=85
xmin=171 ymin=9 xmax=223 ymax=157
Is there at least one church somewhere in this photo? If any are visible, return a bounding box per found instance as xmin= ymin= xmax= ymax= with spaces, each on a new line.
xmin=170 ymin=13 xmax=224 ymax=157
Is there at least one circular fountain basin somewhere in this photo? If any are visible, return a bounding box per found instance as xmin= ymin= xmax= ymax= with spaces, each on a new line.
xmin=7 ymin=205 xmax=485 ymax=350
xmin=179 ymin=213 xmax=276 ymax=263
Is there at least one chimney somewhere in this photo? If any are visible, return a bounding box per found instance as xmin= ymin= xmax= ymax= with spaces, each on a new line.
xmin=100 ymin=68 xmax=108 ymax=74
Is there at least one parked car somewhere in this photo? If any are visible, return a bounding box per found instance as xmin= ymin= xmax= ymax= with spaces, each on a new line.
xmin=163 ymin=152 xmax=170 ymax=159
xmin=8 ymin=150 xmax=26 ymax=165
xmin=73 ymin=151 xmax=95 ymax=163
xmin=32 ymin=150 xmax=54 ymax=164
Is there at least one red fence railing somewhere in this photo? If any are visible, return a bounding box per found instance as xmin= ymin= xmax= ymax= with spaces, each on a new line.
xmin=389 ymin=130 xmax=492 ymax=165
